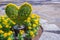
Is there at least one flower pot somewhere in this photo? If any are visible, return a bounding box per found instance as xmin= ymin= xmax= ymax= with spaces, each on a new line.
xmin=31 ymin=26 xmax=43 ymax=40
xmin=11 ymin=25 xmax=43 ymax=40
xmin=24 ymin=26 xmax=43 ymax=40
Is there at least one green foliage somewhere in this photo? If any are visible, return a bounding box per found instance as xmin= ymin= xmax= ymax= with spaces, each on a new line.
xmin=18 ymin=3 xmax=32 ymax=25
xmin=18 ymin=34 xmax=24 ymax=40
xmin=5 ymin=3 xmax=32 ymax=25
xmin=5 ymin=3 xmax=18 ymax=24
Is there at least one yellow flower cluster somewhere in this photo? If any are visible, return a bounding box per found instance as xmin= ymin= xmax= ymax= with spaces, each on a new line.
xmin=24 ymin=14 xmax=40 ymax=38
xmin=33 ymin=24 xmax=36 ymax=28
xmin=4 ymin=33 xmax=8 ymax=37
xmin=19 ymin=30 xmax=24 ymax=35
xmin=0 ymin=30 xmax=4 ymax=34
xmin=4 ymin=31 xmax=13 ymax=38
xmin=1 ymin=16 xmax=5 ymax=20
xmin=30 ymin=14 xmax=36 ymax=18
xmin=0 ymin=15 xmax=14 ymax=40
xmin=25 ymin=14 xmax=40 ymax=23
xmin=27 ymin=17 xmax=31 ymax=22
xmin=0 ymin=13 xmax=40 ymax=39
xmin=0 ymin=24 xmax=2 ymax=28
xmin=1 ymin=15 xmax=15 ymax=25
xmin=7 ymin=37 xmax=12 ymax=40
xmin=26 ymin=14 xmax=39 ymax=28
xmin=30 ymin=14 xmax=40 ymax=18
xmin=0 ymin=15 xmax=16 ymax=29
xmin=8 ymin=31 xmax=13 ymax=36
xmin=28 ymin=26 xmax=32 ymax=29
xmin=34 ymin=19 xmax=39 ymax=25
xmin=29 ymin=31 xmax=35 ymax=38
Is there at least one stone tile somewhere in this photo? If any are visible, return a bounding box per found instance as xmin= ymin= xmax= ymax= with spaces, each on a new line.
xmin=40 ymin=18 xmax=48 ymax=24
xmin=39 ymin=32 xmax=60 ymax=40
xmin=42 ymin=24 xmax=60 ymax=31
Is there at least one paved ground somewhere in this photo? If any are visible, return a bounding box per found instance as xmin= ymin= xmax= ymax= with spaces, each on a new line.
xmin=39 ymin=19 xmax=60 ymax=40
xmin=39 ymin=32 xmax=60 ymax=40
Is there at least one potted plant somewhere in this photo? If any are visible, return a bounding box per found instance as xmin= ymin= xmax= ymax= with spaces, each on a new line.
xmin=0 ymin=2 xmax=42 ymax=40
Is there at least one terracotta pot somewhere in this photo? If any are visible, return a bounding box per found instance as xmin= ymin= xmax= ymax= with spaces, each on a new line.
xmin=32 ymin=26 xmax=43 ymax=40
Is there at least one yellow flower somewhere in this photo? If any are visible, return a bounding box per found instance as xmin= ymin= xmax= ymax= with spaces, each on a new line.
xmin=8 ymin=31 xmax=13 ymax=36
xmin=33 ymin=24 xmax=36 ymax=28
xmin=2 ymin=22 xmax=7 ymax=25
xmin=1 ymin=16 xmax=5 ymax=20
xmin=32 ymin=34 xmax=35 ymax=38
xmin=3 ymin=20 xmax=8 ymax=23
xmin=27 ymin=17 xmax=31 ymax=22
xmin=7 ymin=37 xmax=12 ymax=40
xmin=35 ymin=21 xmax=38 ymax=25
xmin=0 ymin=24 xmax=2 ymax=28
xmin=31 ymin=14 xmax=35 ymax=18
xmin=0 ymin=30 xmax=4 ymax=33
xmin=27 ymin=17 xmax=31 ymax=20
xmin=35 ymin=15 xmax=40 ymax=18
xmin=37 ymin=16 xmax=40 ymax=18
xmin=30 ymin=31 xmax=34 ymax=36
xmin=35 ymin=19 xmax=38 ymax=22
xmin=34 ymin=19 xmax=39 ymax=24
xmin=28 ymin=26 xmax=32 ymax=29
xmin=19 ymin=30 xmax=24 ymax=35
xmin=4 ymin=33 xmax=8 ymax=37
xmin=5 ymin=25 xmax=9 ymax=28
xmin=30 ymin=31 xmax=35 ymax=38
xmin=9 ymin=31 xmax=13 ymax=34
xmin=8 ymin=32 xmax=11 ymax=36
xmin=27 ymin=20 xmax=30 ymax=22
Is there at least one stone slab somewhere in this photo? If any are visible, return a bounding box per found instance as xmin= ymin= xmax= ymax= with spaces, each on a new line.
xmin=39 ymin=32 xmax=60 ymax=40
xmin=42 ymin=24 xmax=60 ymax=31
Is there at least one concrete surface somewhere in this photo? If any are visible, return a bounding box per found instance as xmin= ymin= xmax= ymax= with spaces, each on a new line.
xmin=39 ymin=32 xmax=60 ymax=40
xmin=42 ymin=24 xmax=60 ymax=31
xmin=39 ymin=19 xmax=60 ymax=40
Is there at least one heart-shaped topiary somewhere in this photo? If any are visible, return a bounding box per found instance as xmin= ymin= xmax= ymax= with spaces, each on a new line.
xmin=18 ymin=2 xmax=32 ymax=25
xmin=5 ymin=2 xmax=32 ymax=25
xmin=5 ymin=3 xmax=18 ymax=24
